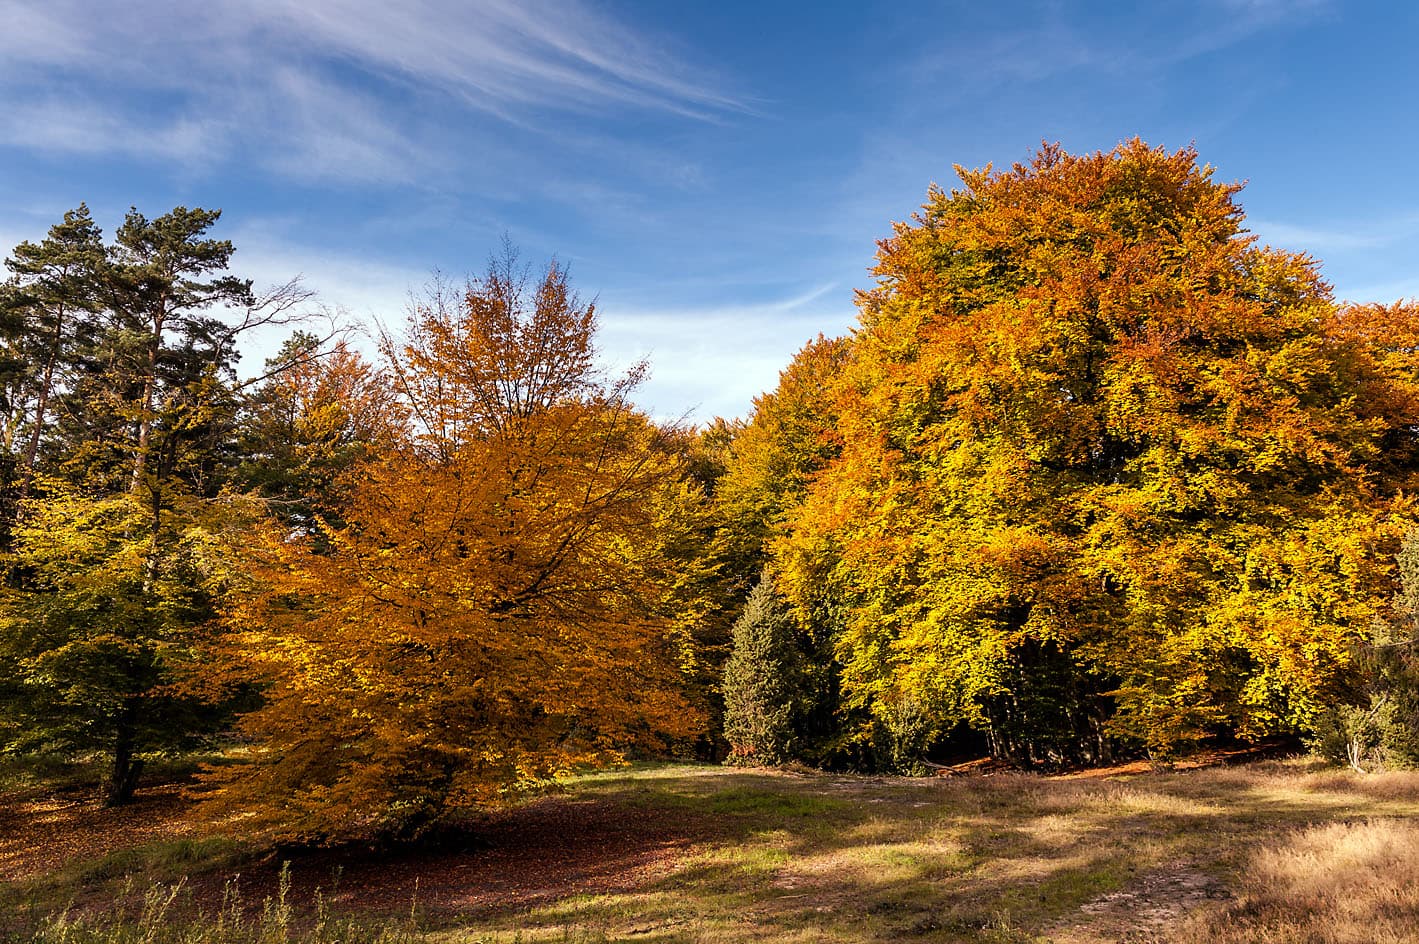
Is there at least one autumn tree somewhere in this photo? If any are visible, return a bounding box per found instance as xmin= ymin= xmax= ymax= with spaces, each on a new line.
xmin=207 ymin=252 xmax=705 ymax=841
xmin=777 ymin=141 xmax=1419 ymax=763
xmin=712 ymin=334 xmax=846 ymax=596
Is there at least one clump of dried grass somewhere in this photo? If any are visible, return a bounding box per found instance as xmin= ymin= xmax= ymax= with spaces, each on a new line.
xmin=1173 ymin=818 xmax=1419 ymax=944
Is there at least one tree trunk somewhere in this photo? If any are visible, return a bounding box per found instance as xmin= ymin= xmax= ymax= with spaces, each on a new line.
xmin=129 ymin=309 xmax=164 ymax=495
xmin=18 ymin=300 xmax=66 ymax=503
xmin=105 ymin=702 xmax=144 ymax=807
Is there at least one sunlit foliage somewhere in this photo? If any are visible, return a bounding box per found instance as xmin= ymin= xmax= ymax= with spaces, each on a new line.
xmin=775 ymin=141 xmax=1419 ymax=761
xmin=206 ymin=254 xmax=705 ymax=840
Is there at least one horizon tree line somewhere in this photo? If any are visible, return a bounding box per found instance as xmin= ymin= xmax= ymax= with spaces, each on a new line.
xmin=1 ymin=140 xmax=1417 ymax=841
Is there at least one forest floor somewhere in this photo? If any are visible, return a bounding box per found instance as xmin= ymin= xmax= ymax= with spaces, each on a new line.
xmin=3 ymin=755 xmax=1419 ymax=943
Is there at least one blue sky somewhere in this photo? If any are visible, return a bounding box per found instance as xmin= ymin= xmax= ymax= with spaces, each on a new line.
xmin=1 ymin=0 xmax=1416 ymax=420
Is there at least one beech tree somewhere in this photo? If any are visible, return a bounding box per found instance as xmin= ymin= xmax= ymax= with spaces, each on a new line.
xmin=777 ymin=141 xmax=1419 ymax=762
xmin=207 ymin=252 xmax=705 ymax=841
xmin=712 ymin=334 xmax=846 ymax=596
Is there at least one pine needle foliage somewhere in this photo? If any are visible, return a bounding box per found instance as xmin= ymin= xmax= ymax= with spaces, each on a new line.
xmin=722 ymin=573 xmax=810 ymax=765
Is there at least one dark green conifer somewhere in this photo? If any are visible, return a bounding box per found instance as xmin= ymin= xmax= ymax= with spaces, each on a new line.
xmin=722 ymin=572 xmax=809 ymax=765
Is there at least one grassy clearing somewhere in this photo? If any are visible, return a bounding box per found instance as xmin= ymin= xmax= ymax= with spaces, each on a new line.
xmin=1172 ymin=818 xmax=1419 ymax=944
xmin=4 ymin=759 xmax=1419 ymax=942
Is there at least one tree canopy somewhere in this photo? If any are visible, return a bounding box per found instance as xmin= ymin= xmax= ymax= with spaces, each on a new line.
xmin=773 ymin=140 xmax=1419 ymax=762
xmin=4 ymin=142 xmax=1418 ymax=832
xmin=205 ymin=254 xmax=706 ymax=841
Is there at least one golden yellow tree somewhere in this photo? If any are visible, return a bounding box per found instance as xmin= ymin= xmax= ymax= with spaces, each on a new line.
xmin=207 ymin=254 xmax=703 ymax=841
xmin=778 ymin=141 xmax=1419 ymax=763
xmin=713 ymin=334 xmax=847 ymax=593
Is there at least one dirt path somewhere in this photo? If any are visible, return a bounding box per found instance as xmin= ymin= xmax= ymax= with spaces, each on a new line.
xmin=1045 ymin=863 xmax=1234 ymax=943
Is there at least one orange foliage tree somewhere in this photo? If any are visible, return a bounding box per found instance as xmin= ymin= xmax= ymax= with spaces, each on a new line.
xmin=777 ymin=141 xmax=1419 ymax=763
xmin=208 ymin=254 xmax=704 ymax=840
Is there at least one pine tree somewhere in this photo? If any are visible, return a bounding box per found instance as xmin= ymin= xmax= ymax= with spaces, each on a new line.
xmin=93 ymin=207 xmax=253 ymax=496
xmin=235 ymin=334 xmax=406 ymax=539
xmin=0 ymin=205 xmax=106 ymax=530
xmin=0 ymin=206 xmax=283 ymax=805
xmin=723 ymin=573 xmax=808 ymax=765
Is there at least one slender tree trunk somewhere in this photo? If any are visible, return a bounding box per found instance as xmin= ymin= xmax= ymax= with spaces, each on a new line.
xmin=144 ymin=485 xmax=163 ymax=589
xmin=129 ymin=308 xmax=164 ymax=495
xmin=18 ymin=301 xmax=66 ymax=502
xmin=115 ymin=306 xmax=162 ymax=806
xmin=105 ymin=700 xmax=144 ymax=807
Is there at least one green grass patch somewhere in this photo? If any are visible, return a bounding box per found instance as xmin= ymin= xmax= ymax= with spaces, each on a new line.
xmin=6 ymin=760 xmax=1419 ymax=943
xmin=68 ymin=838 xmax=248 ymax=886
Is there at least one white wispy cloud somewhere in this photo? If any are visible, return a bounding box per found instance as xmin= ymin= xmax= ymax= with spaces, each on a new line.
xmin=1249 ymin=215 xmax=1419 ymax=253
xmin=598 ymin=281 xmax=853 ymax=421
xmin=230 ymin=233 xmax=431 ymax=323
xmin=0 ymin=0 xmax=743 ymax=182
xmin=0 ymin=99 xmax=224 ymax=164
xmin=252 ymin=0 xmax=743 ymax=119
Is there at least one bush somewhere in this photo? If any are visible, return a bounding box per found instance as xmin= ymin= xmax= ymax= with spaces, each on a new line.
xmin=1308 ymin=696 xmax=1398 ymax=773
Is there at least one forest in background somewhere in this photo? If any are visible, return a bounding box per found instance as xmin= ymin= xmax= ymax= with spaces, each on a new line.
xmin=3 ymin=139 xmax=1418 ymax=845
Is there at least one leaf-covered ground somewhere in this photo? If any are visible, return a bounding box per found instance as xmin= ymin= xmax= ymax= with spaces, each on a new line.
xmin=4 ymin=758 xmax=1419 ymax=942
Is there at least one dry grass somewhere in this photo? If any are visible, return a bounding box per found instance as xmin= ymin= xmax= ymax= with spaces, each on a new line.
xmin=5 ymin=759 xmax=1419 ymax=942
xmin=1172 ymin=818 xmax=1419 ymax=944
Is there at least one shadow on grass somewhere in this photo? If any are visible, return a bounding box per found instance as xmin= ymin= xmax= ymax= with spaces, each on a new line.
xmin=7 ymin=761 xmax=1419 ymax=943
xmin=464 ymin=763 xmax=1419 ymax=942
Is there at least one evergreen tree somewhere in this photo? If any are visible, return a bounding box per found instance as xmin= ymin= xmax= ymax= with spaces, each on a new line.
xmin=723 ymin=572 xmax=810 ymax=765
xmin=71 ymin=207 xmax=253 ymax=496
xmin=234 ymin=334 xmax=406 ymax=540
xmin=0 ymin=206 xmax=283 ymax=805
xmin=0 ymin=205 xmax=106 ymax=530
